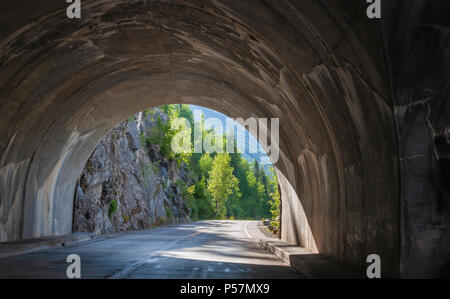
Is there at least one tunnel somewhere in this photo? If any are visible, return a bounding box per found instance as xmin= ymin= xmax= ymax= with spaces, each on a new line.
xmin=0 ymin=0 xmax=448 ymax=278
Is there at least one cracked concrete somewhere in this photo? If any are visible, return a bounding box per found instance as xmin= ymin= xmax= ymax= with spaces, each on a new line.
xmin=382 ymin=0 xmax=450 ymax=278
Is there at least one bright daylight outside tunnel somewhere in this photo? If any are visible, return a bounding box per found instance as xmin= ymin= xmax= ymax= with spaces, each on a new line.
xmin=73 ymin=104 xmax=282 ymax=236
xmin=0 ymin=0 xmax=449 ymax=284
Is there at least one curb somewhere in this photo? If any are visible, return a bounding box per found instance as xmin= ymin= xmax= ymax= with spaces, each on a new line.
xmin=256 ymin=221 xmax=278 ymax=239
xmin=0 ymin=233 xmax=96 ymax=259
xmin=258 ymin=239 xmax=363 ymax=279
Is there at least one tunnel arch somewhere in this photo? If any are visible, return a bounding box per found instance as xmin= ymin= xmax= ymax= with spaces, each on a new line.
xmin=0 ymin=0 xmax=400 ymax=276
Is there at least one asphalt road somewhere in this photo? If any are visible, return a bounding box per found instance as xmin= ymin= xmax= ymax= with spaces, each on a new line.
xmin=0 ymin=220 xmax=305 ymax=279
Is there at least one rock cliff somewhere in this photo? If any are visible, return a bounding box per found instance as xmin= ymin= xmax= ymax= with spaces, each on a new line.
xmin=73 ymin=109 xmax=191 ymax=234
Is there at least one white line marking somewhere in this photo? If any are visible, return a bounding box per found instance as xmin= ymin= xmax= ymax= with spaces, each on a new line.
xmin=244 ymin=221 xmax=252 ymax=239
xmin=108 ymin=222 xmax=221 ymax=279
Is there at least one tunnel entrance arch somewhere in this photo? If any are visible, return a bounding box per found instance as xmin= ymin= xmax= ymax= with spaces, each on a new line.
xmin=0 ymin=0 xmax=400 ymax=276
xmin=72 ymin=103 xmax=284 ymax=235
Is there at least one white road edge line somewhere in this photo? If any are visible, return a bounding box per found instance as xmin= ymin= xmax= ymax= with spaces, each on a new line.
xmin=244 ymin=221 xmax=252 ymax=239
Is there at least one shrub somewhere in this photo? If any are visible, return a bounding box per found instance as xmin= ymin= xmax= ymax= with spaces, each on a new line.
xmin=164 ymin=205 xmax=174 ymax=220
xmin=143 ymin=109 xmax=156 ymax=118
xmin=122 ymin=213 xmax=129 ymax=223
xmin=108 ymin=199 xmax=118 ymax=218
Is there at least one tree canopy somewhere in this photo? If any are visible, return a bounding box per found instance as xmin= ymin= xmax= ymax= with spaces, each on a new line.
xmin=146 ymin=104 xmax=280 ymax=222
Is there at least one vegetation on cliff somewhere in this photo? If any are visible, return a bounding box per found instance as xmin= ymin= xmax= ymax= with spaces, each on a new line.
xmin=145 ymin=104 xmax=280 ymax=222
xmin=75 ymin=104 xmax=280 ymax=235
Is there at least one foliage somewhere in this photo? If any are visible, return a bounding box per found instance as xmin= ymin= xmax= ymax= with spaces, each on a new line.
xmin=143 ymin=109 xmax=156 ymax=118
xmin=142 ymin=104 xmax=279 ymax=222
xmin=185 ymin=177 xmax=210 ymax=220
xmin=267 ymin=167 xmax=280 ymax=229
xmin=207 ymin=153 xmax=240 ymax=218
xmin=164 ymin=205 xmax=174 ymax=220
xmin=199 ymin=152 xmax=213 ymax=177
xmin=147 ymin=104 xmax=193 ymax=165
xmin=108 ymin=199 xmax=118 ymax=218
xmin=122 ymin=213 xmax=129 ymax=223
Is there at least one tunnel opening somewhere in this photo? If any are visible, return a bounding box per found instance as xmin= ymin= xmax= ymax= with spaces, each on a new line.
xmin=73 ymin=104 xmax=283 ymax=237
xmin=0 ymin=0 xmax=397 ymax=276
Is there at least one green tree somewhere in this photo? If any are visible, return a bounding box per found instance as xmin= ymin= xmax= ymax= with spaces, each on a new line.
xmin=199 ymin=152 xmax=213 ymax=178
xmin=267 ymin=167 xmax=280 ymax=229
xmin=252 ymin=159 xmax=271 ymax=217
xmin=228 ymin=154 xmax=250 ymax=218
xmin=144 ymin=104 xmax=277 ymax=222
xmin=207 ymin=153 xmax=240 ymax=218
xmin=148 ymin=104 xmax=193 ymax=165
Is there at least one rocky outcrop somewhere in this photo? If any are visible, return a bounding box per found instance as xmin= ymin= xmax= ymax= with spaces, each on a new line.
xmin=73 ymin=109 xmax=190 ymax=234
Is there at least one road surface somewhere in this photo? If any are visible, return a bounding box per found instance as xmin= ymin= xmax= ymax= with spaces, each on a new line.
xmin=0 ymin=221 xmax=305 ymax=279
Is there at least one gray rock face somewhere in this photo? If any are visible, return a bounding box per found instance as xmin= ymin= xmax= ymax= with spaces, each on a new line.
xmin=73 ymin=109 xmax=190 ymax=234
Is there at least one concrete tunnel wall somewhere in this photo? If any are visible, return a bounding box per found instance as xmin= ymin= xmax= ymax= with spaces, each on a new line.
xmin=382 ymin=0 xmax=450 ymax=278
xmin=0 ymin=0 xmax=447 ymax=277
